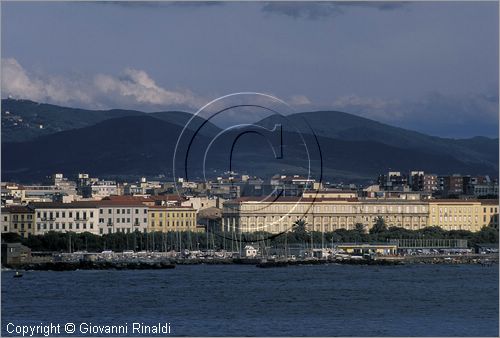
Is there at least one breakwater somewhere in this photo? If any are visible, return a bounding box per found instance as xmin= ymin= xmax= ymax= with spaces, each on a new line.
xmin=5 ymin=261 xmax=176 ymax=271
xmin=4 ymin=253 xmax=497 ymax=271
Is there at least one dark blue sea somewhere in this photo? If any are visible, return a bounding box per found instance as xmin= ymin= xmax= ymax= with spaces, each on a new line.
xmin=2 ymin=264 xmax=499 ymax=336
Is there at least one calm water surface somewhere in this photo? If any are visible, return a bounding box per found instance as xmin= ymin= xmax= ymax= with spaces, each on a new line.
xmin=2 ymin=264 xmax=498 ymax=336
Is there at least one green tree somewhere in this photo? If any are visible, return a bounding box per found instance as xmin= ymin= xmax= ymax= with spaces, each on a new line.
xmin=355 ymin=223 xmax=366 ymax=233
xmin=292 ymin=219 xmax=308 ymax=241
xmin=370 ymin=216 xmax=387 ymax=234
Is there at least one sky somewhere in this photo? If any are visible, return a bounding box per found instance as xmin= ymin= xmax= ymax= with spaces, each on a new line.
xmin=1 ymin=1 xmax=498 ymax=138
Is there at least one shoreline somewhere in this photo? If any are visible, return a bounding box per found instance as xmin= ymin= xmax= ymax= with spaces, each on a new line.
xmin=3 ymin=254 xmax=498 ymax=271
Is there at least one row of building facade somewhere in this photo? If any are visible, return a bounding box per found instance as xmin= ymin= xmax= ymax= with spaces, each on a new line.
xmin=222 ymin=192 xmax=499 ymax=233
xmin=3 ymin=193 xmax=499 ymax=238
xmin=1 ymin=197 xmax=198 ymax=238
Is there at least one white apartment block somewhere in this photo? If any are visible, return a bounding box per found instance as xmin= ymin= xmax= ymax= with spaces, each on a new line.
xmin=32 ymin=202 xmax=100 ymax=235
xmin=91 ymin=181 xmax=118 ymax=198
xmin=98 ymin=200 xmax=148 ymax=235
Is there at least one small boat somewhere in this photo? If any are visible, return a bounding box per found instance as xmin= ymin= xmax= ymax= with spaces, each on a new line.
xmin=13 ymin=271 xmax=23 ymax=278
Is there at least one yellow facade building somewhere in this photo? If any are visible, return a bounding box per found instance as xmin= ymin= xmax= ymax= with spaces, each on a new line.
xmin=1 ymin=206 xmax=36 ymax=238
xmin=223 ymin=197 xmax=499 ymax=234
xmin=148 ymin=206 xmax=199 ymax=232
xmin=428 ymin=200 xmax=499 ymax=231
xmin=481 ymin=200 xmax=499 ymax=229
xmin=223 ymin=197 xmax=429 ymax=233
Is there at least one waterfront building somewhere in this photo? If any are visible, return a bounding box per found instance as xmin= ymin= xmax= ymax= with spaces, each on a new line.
xmin=1 ymin=205 xmax=35 ymax=238
xmin=1 ymin=209 xmax=11 ymax=233
xmin=481 ymin=200 xmax=499 ymax=229
xmin=32 ymin=202 xmax=100 ymax=235
xmin=427 ymin=200 xmax=499 ymax=231
xmin=223 ymin=197 xmax=429 ymax=233
xmin=1 ymin=242 xmax=31 ymax=265
xmin=147 ymin=205 xmax=198 ymax=233
xmin=97 ymin=198 xmax=148 ymax=235
xmin=223 ymin=197 xmax=499 ymax=233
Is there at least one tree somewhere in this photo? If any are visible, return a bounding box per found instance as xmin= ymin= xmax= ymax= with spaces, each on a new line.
xmin=355 ymin=223 xmax=366 ymax=233
xmin=369 ymin=216 xmax=387 ymax=234
xmin=292 ymin=219 xmax=308 ymax=238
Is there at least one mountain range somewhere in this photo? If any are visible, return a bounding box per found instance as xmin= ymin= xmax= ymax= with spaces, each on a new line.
xmin=1 ymin=98 xmax=498 ymax=183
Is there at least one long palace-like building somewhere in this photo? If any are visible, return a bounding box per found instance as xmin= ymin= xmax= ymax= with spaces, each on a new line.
xmin=222 ymin=191 xmax=499 ymax=233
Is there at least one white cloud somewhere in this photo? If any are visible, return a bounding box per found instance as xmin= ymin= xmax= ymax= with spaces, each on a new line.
xmin=289 ymin=94 xmax=311 ymax=106
xmin=1 ymin=58 xmax=92 ymax=105
xmin=1 ymin=57 xmax=202 ymax=110
xmin=94 ymin=68 xmax=201 ymax=107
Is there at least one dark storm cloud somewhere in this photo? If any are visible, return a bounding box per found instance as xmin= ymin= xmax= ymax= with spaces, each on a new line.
xmin=2 ymin=1 xmax=497 ymax=138
xmin=261 ymin=1 xmax=406 ymax=19
xmin=93 ymin=1 xmax=223 ymax=8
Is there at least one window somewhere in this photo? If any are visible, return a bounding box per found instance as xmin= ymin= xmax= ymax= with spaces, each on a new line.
xmin=127 ymin=209 xmax=130 ymax=214
xmin=117 ymin=209 xmax=120 ymax=214
xmin=135 ymin=209 xmax=139 ymax=214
